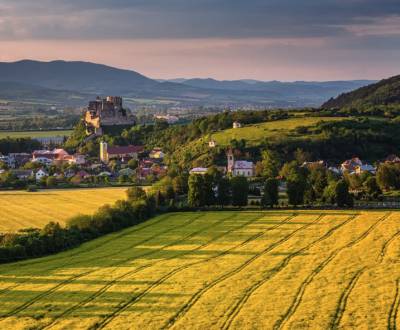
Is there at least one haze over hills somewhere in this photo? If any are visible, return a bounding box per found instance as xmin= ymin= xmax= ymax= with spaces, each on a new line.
xmin=322 ymin=75 xmax=400 ymax=109
xmin=0 ymin=60 xmax=375 ymax=109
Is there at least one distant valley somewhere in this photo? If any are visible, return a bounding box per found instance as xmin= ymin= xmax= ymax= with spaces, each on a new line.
xmin=0 ymin=60 xmax=375 ymax=110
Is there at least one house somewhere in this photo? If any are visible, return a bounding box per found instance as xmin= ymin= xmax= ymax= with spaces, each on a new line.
xmin=227 ymin=149 xmax=254 ymax=177
xmin=8 ymin=153 xmax=31 ymax=168
xmin=341 ymin=157 xmax=363 ymax=173
xmin=62 ymin=154 xmax=86 ymax=165
xmin=100 ymin=142 xmax=144 ymax=163
xmin=385 ymin=154 xmax=400 ymax=164
xmin=301 ymin=160 xmax=326 ymax=169
xmin=11 ymin=170 xmax=34 ymax=180
xmin=149 ymin=148 xmax=165 ymax=159
xmin=208 ymin=140 xmax=217 ymax=148
xmin=0 ymin=155 xmax=13 ymax=168
xmin=355 ymin=164 xmax=376 ymax=175
xmin=35 ymin=169 xmax=48 ymax=182
xmin=32 ymin=148 xmax=74 ymax=165
xmin=189 ymin=167 xmax=208 ymax=175
xmin=233 ymin=121 xmax=242 ymax=129
xmin=33 ymin=157 xmax=53 ymax=166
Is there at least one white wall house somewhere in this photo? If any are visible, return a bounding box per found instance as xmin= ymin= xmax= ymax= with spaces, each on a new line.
xmin=233 ymin=121 xmax=242 ymax=129
xmin=35 ymin=169 xmax=48 ymax=182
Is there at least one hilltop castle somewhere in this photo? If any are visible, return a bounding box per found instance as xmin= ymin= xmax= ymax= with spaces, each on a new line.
xmin=84 ymin=96 xmax=135 ymax=135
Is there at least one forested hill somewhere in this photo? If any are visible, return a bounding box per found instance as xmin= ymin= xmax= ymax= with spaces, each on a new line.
xmin=322 ymin=75 xmax=400 ymax=109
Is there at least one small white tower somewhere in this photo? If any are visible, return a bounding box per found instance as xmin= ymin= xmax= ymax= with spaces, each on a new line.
xmin=100 ymin=141 xmax=108 ymax=163
xmin=227 ymin=149 xmax=235 ymax=173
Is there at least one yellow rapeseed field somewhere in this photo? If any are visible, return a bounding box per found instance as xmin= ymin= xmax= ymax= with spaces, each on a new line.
xmin=0 ymin=210 xmax=399 ymax=329
xmin=0 ymin=188 xmax=128 ymax=232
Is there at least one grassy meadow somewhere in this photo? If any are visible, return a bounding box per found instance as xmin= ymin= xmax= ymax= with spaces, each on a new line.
xmin=0 ymin=188 xmax=128 ymax=232
xmin=0 ymin=210 xmax=399 ymax=329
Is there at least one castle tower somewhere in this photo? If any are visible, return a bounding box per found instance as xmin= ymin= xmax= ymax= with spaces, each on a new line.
xmin=227 ymin=148 xmax=235 ymax=173
xmin=100 ymin=141 xmax=108 ymax=163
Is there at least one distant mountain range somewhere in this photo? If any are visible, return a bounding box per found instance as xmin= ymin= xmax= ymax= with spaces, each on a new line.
xmin=322 ymin=74 xmax=400 ymax=109
xmin=0 ymin=60 xmax=375 ymax=109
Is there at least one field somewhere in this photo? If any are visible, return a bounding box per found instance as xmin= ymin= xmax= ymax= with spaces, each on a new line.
xmin=210 ymin=116 xmax=346 ymax=146
xmin=0 ymin=210 xmax=399 ymax=329
xmin=0 ymin=130 xmax=72 ymax=139
xmin=0 ymin=188 xmax=128 ymax=232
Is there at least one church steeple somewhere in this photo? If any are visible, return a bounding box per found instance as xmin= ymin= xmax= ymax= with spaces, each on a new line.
xmin=227 ymin=148 xmax=235 ymax=173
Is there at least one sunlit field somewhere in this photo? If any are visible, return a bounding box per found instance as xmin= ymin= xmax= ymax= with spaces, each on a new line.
xmin=0 ymin=210 xmax=399 ymax=329
xmin=0 ymin=188 xmax=128 ymax=232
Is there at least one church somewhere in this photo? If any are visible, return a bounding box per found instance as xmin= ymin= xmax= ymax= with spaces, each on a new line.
xmin=226 ymin=149 xmax=255 ymax=177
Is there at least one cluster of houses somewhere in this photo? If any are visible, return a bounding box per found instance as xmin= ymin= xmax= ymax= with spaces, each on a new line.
xmin=190 ymin=150 xmax=400 ymax=179
xmin=0 ymin=142 xmax=167 ymax=184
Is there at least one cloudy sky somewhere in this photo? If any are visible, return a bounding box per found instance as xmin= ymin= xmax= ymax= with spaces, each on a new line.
xmin=0 ymin=0 xmax=399 ymax=80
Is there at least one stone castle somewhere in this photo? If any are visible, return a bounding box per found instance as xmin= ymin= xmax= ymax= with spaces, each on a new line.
xmin=84 ymin=96 xmax=135 ymax=135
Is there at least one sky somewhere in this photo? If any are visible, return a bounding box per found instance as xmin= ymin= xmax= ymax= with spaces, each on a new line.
xmin=0 ymin=0 xmax=400 ymax=81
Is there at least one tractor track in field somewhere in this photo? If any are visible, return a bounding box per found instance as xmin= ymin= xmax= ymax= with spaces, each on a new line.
xmin=388 ymin=279 xmax=400 ymax=330
xmin=0 ymin=213 xmax=207 ymax=319
xmin=220 ymin=213 xmax=359 ymax=330
xmin=38 ymin=212 xmax=258 ymax=329
xmin=160 ymin=213 xmax=321 ymax=330
xmin=330 ymin=268 xmax=367 ymax=330
xmin=91 ymin=213 xmax=296 ymax=330
xmin=378 ymin=230 xmax=400 ymax=262
xmin=0 ymin=213 xmax=175 ymax=270
xmin=272 ymin=212 xmax=390 ymax=330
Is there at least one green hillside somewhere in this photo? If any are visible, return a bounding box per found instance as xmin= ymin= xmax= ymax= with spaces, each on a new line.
xmin=322 ymin=75 xmax=400 ymax=109
xmin=0 ymin=211 xmax=399 ymax=329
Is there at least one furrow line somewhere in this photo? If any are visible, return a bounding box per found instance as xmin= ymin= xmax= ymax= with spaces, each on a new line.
xmin=378 ymin=230 xmax=400 ymax=262
xmin=388 ymin=279 xmax=400 ymax=330
xmin=273 ymin=212 xmax=390 ymax=330
xmin=330 ymin=268 xmax=366 ymax=329
xmin=39 ymin=212 xmax=249 ymax=329
xmin=221 ymin=214 xmax=358 ymax=330
xmin=0 ymin=213 xmax=205 ymax=318
xmin=90 ymin=213 xmax=278 ymax=329
xmin=161 ymin=214 xmax=318 ymax=330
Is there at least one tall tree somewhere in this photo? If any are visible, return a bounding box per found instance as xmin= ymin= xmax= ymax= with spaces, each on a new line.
xmin=262 ymin=178 xmax=279 ymax=208
xmin=188 ymin=174 xmax=205 ymax=207
xmin=261 ymin=149 xmax=280 ymax=178
xmin=286 ymin=179 xmax=306 ymax=207
xmin=216 ymin=177 xmax=231 ymax=207
xmin=231 ymin=176 xmax=249 ymax=207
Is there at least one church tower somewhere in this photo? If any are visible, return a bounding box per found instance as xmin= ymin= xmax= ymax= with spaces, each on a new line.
xmin=227 ymin=148 xmax=235 ymax=173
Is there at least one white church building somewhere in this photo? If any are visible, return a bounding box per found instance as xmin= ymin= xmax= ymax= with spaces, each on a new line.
xmin=227 ymin=149 xmax=254 ymax=177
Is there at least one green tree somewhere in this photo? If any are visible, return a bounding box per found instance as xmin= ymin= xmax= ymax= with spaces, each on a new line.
xmin=376 ymin=164 xmax=397 ymax=190
xmin=127 ymin=159 xmax=138 ymax=170
xmin=216 ymin=177 xmax=231 ymax=207
xmin=287 ymin=178 xmax=306 ymax=206
xmin=126 ymin=186 xmax=146 ymax=201
xmin=262 ymin=178 xmax=279 ymax=208
xmin=335 ymin=179 xmax=353 ymax=207
xmin=203 ymin=174 xmax=215 ymax=206
xmin=231 ymin=176 xmax=249 ymax=207
xmin=46 ymin=176 xmax=57 ymax=188
xmin=363 ymin=176 xmax=382 ymax=199
xmin=261 ymin=149 xmax=280 ymax=178
xmin=188 ymin=174 xmax=205 ymax=207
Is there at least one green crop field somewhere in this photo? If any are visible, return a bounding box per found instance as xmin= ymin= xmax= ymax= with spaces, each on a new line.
xmin=0 ymin=130 xmax=72 ymax=139
xmin=0 ymin=188 xmax=128 ymax=232
xmin=0 ymin=210 xmax=399 ymax=329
